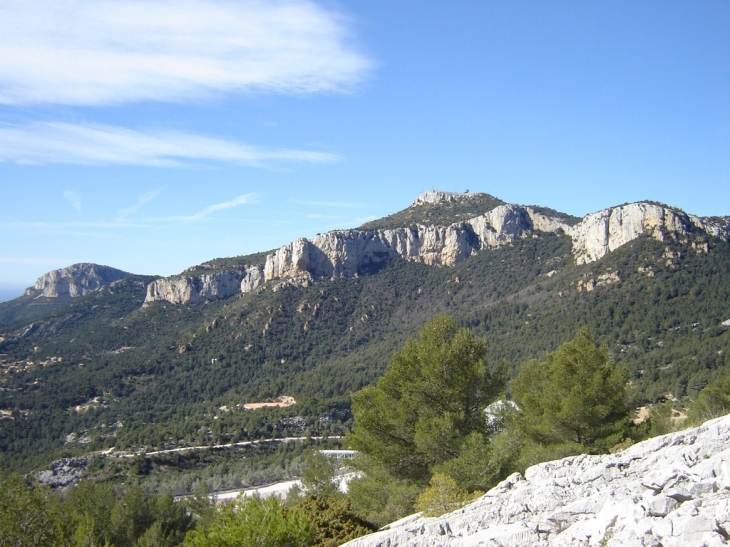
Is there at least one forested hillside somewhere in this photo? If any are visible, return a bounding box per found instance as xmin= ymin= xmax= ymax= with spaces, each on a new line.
xmin=1 ymin=193 xmax=729 ymax=478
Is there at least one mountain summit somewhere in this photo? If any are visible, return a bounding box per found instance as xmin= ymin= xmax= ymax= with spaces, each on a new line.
xmin=24 ymin=263 xmax=130 ymax=299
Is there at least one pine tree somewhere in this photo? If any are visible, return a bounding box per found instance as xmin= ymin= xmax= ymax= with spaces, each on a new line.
xmin=510 ymin=328 xmax=632 ymax=451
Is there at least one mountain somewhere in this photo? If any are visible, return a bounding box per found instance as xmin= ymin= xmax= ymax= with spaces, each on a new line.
xmin=142 ymin=191 xmax=729 ymax=306
xmin=342 ymin=413 xmax=730 ymax=547
xmin=1 ymin=191 xmax=729 ymax=476
xmin=0 ymin=263 xmax=131 ymax=325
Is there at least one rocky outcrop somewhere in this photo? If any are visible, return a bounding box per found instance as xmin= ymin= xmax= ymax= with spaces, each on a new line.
xmin=690 ymin=214 xmax=730 ymax=241
xmin=144 ymin=192 xmax=730 ymax=305
xmin=569 ymin=203 xmax=695 ymax=265
xmin=25 ymin=263 xmax=129 ymax=298
xmin=35 ymin=456 xmax=89 ymax=488
xmin=235 ymin=208 xmax=555 ymax=296
xmin=412 ymin=190 xmax=485 ymax=206
xmin=342 ymin=414 xmax=730 ymax=547
xmin=144 ymin=269 xmax=246 ymax=305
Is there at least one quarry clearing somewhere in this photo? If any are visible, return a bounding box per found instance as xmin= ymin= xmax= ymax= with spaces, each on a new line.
xmin=242 ymin=395 xmax=296 ymax=410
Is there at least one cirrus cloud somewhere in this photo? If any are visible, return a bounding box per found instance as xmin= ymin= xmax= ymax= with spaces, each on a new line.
xmin=0 ymin=122 xmax=341 ymax=167
xmin=0 ymin=0 xmax=373 ymax=106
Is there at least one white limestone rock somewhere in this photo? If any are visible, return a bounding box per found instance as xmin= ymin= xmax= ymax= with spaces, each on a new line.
xmin=526 ymin=207 xmax=574 ymax=234
xmin=264 ymin=238 xmax=311 ymax=280
xmin=412 ymin=190 xmax=483 ymax=206
xmin=144 ymin=269 xmax=245 ymax=305
xmin=240 ymin=265 xmax=265 ymax=293
xmin=25 ymin=263 xmax=129 ymax=298
xmin=236 ymin=204 xmax=565 ymax=296
xmin=569 ymin=203 xmax=694 ymax=265
xmin=470 ymin=204 xmax=533 ymax=248
xmin=144 ymin=192 xmax=729 ymax=304
xmin=341 ymin=414 xmax=730 ymax=547
xmin=690 ymin=214 xmax=730 ymax=241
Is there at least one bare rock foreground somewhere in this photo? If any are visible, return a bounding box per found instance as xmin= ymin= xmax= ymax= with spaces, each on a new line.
xmin=343 ymin=414 xmax=730 ymax=547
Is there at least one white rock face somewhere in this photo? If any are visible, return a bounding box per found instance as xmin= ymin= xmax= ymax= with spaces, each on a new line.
xmin=26 ymin=263 xmax=129 ymax=298
xmin=143 ymin=192 xmax=730 ymax=305
xmin=232 ymin=206 xmax=572 ymax=297
xmin=690 ymin=215 xmax=730 ymax=241
xmin=470 ymin=204 xmax=536 ymax=248
xmin=342 ymin=414 xmax=730 ymax=547
xmin=569 ymin=203 xmax=694 ymax=265
xmin=241 ymin=265 xmax=265 ymax=294
xmin=412 ymin=190 xmax=483 ymax=206
xmin=265 ymin=238 xmax=311 ymax=280
xmin=145 ymin=270 xmax=245 ymax=305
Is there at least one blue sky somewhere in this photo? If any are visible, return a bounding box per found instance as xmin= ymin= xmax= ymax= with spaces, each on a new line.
xmin=1 ymin=0 xmax=728 ymax=300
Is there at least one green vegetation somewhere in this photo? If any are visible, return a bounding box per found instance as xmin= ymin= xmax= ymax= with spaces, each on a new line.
xmin=0 ymin=230 xmax=729 ymax=477
xmin=414 ymin=473 xmax=480 ymax=517
xmin=0 ymin=475 xmax=193 ymax=547
xmin=347 ymin=317 xmax=504 ymax=524
xmin=180 ymin=250 xmax=273 ymax=276
xmin=346 ymin=323 xmax=638 ymax=525
xmin=688 ymin=369 xmax=730 ymax=424
xmin=184 ymin=496 xmax=313 ymax=547
xmin=296 ymin=496 xmax=377 ymax=547
xmin=0 ymin=311 xmax=728 ymax=544
xmin=0 ymin=450 xmax=376 ymax=547
xmin=510 ymin=328 xmax=632 ymax=451
xmin=349 ymin=316 xmax=505 ymax=482
xmin=0 ymin=473 xmax=64 ymax=547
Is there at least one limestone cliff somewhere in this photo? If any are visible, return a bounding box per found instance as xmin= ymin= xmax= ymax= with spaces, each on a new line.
xmin=143 ymin=191 xmax=730 ymax=305
xmin=342 ymin=414 xmax=730 ymax=547
xmin=235 ymin=204 xmax=561 ymax=296
xmin=144 ymin=269 xmax=246 ymax=305
xmin=568 ymin=202 xmax=720 ymax=265
xmin=25 ymin=263 xmax=129 ymax=298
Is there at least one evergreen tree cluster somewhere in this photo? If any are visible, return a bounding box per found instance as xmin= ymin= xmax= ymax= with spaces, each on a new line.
xmin=0 ymin=218 xmax=728 ymax=481
xmin=346 ymin=317 xmax=637 ymax=525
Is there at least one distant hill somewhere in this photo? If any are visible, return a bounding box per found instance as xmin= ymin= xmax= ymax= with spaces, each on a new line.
xmin=0 ymin=190 xmax=729 ymax=475
xmin=0 ymin=263 xmax=131 ymax=325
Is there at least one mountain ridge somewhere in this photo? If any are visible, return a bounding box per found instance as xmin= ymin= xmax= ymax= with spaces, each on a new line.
xmin=142 ymin=191 xmax=730 ymax=306
xmin=0 ymin=189 xmax=729 ymax=476
xmin=6 ymin=191 xmax=727 ymax=312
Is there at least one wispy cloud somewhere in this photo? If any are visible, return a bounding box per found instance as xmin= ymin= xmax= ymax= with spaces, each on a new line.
xmin=3 ymin=194 xmax=257 ymax=230
xmin=176 ymin=194 xmax=257 ymax=222
xmin=116 ymin=188 xmax=163 ymax=221
xmin=63 ymin=189 xmax=82 ymax=211
xmin=0 ymin=0 xmax=372 ymax=106
xmin=0 ymin=122 xmax=341 ymax=167
xmin=291 ymin=200 xmax=365 ymax=208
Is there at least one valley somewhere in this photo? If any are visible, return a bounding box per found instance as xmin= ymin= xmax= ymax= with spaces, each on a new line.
xmin=0 ymin=190 xmax=729 ymax=492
